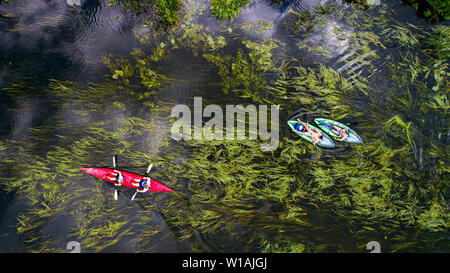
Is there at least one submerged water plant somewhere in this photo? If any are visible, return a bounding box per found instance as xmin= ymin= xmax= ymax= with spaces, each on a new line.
xmin=102 ymin=47 xmax=173 ymax=102
xmin=203 ymin=39 xmax=286 ymax=102
xmin=107 ymin=0 xmax=182 ymax=28
xmin=401 ymin=0 xmax=450 ymax=21
xmin=154 ymin=0 xmax=182 ymax=27
xmin=209 ymin=0 xmax=250 ymax=20
xmin=422 ymin=25 xmax=450 ymax=61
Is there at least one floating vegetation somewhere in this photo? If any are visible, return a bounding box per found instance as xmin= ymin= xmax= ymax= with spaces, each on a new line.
xmin=154 ymin=0 xmax=183 ymax=27
xmin=209 ymin=0 xmax=250 ymax=20
xmin=346 ymin=0 xmax=449 ymax=21
xmin=381 ymin=22 xmax=424 ymax=48
xmin=103 ymin=48 xmax=172 ymax=94
xmin=401 ymin=0 xmax=450 ymax=22
xmin=233 ymin=20 xmax=274 ymax=34
xmin=203 ymin=39 xmax=287 ymax=102
xmin=107 ymin=0 xmax=182 ymax=28
xmin=422 ymin=25 xmax=450 ymax=61
xmin=284 ymin=4 xmax=338 ymax=40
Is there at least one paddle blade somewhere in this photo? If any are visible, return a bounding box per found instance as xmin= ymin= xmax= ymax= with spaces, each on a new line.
xmin=114 ymin=189 xmax=118 ymax=200
xmin=147 ymin=164 xmax=153 ymax=174
xmin=113 ymin=155 xmax=117 ymax=169
xmin=131 ymin=191 xmax=138 ymax=201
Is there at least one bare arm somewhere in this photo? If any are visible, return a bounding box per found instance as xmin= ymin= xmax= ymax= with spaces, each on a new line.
xmin=336 ymin=130 xmax=348 ymax=141
xmin=298 ymin=120 xmax=308 ymax=128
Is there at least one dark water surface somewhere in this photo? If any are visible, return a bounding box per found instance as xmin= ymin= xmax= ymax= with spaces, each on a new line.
xmin=0 ymin=0 xmax=448 ymax=252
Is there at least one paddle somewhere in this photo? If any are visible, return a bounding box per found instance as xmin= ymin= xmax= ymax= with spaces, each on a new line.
xmin=131 ymin=191 xmax=138 ymax=201
xmin=147 ymin=164 xmax=153 ymax=174
xmin=113 ymin=155 xmax=119 ymax=200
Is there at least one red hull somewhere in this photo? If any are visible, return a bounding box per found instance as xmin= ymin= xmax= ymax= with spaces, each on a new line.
xmin=80 ymin=167 xmax=173 ymax=192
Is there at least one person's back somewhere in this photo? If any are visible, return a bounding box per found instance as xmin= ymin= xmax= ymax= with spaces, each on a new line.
xmin=132 ymin=178 xmax=151 ymax=192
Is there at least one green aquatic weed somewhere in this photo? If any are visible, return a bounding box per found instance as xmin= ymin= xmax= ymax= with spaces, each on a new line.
xmin=107 ymin=0 xmax=182 ymax=28
xmin=209 ymin=0 xmax=250 ymax=20
xmin=203 ymin=39 xmax=285 ymax=102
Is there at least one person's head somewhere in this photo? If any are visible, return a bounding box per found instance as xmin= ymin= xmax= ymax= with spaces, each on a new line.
xmin=319 ymin=135 xmax=323 ymax=140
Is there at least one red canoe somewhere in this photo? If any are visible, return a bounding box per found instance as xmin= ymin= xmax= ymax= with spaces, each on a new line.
xmin=80 ymin=167 xmax=173 ymax=192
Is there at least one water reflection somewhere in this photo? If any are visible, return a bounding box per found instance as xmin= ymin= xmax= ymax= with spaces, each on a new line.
xmin=0 ymin=0 xmax=140 ymax=86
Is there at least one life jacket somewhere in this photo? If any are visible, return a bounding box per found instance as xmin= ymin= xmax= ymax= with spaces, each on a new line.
xmin=139 ymin=179 xmax=147 ymax=189
xmin=139 ymin=178 xmax=151 ymax=191
xmin=296 ymin=122 xmax=313 ymax=137
xmin=295 ymin=123 xmax=306 ymax=132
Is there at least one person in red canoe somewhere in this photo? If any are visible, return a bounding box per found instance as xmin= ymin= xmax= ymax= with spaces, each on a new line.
xmin=106 ymin=170 xmax=124 ymax=186
xmin=131 ymin=177 xmax=151 ymax=192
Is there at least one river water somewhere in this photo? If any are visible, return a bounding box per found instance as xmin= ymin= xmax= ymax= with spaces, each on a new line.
xmin=0 ymin=0 xmax=448 ymax=252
